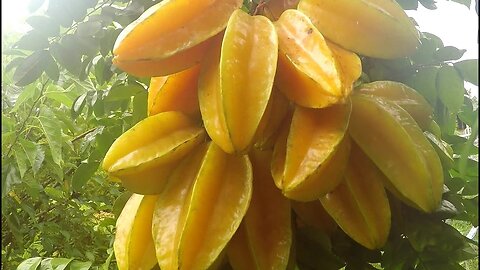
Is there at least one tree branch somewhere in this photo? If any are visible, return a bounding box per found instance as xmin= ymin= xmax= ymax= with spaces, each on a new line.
xmin=3 ymin=80 xmax=49 ymax=159
xmin=71 ymin=127 xmax=98 ymax=143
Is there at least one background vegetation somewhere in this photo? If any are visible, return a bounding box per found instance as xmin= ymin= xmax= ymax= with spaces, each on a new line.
xmin=1 ymin=0 xmax=478 ymax=269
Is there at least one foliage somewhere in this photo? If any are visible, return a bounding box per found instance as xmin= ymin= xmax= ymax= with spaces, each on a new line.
xmin=1 ymin=0 xmax=478 ymax=269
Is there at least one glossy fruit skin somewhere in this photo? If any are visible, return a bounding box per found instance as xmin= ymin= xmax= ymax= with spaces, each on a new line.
xmin=271 ymin=102 xmax=351 ymax=201
xmin=320 ymin=142 xmax=391 ymax=250
xmin=349 ymin=94 xmax=443 ymax=213
xmin=152 ymin=142 xmax=253 ymax=270
xmin=275 ymin=9 xmax=343 ymax=108
xmin=327 ymin=41 xmax=362 ymax=97
xmin=151 ymin=144 xmax=208 ymax=270
xmin=102 ymin=111 xmax=205 ymax=194
xmin=355 ymin=80 xmax=433 ymax=130
xmin=199 ymin=9 xmax=278 ymax=154
xmin=227 ymin=149 xmax=292 ymax=270
xmin=298 ymin=0 xmax=420 ymax=59
xmin=148 ymin=65 xmax=201 ymax=119
xmin=113 ymin=0 xmax=242 ymax=75
xmin=114 ymin=194 xmax=158 ymax=270
xmin=113 ymin=37 xmax=216 ymax=77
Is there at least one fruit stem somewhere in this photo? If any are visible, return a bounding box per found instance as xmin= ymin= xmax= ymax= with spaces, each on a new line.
xmin=249 ymin=0 xmax=267 ymax=16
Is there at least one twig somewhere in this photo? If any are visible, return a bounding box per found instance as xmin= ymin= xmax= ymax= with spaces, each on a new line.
xmin=71 ymin=127 xmax=98 ymax=143
xmin=48 ymin=0 xmax=114 ymax=43
xmin=253 ymin=0 xmax=267 ymax=15
xmin=3 ymin=80 xmax=49 ymax=159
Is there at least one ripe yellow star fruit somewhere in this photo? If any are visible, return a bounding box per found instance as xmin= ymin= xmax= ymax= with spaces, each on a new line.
xmin=298 ymin=0 xmax=420 ymax=59
xmin=112 ymin=37 xmax=216 ymax=78
xmin=327 ymin=41 xmax=362 ymax=97
xmin=320 ymin=142 xmax=391 ymax=250
xmin=114 ymin=194 xmax=158 ymax=270
xmin=102 ymin=111 xmax=205 ymax=194
xmin=199 ymin=9 xmax=278 ymax=154
xmin=355 ymin=81 xmax=434 ymax=130
xmin=152 ymin=142 xmax=252 ymax=270
xmin=227 ymin=149 xmax=292 ymax=270
xmin=349 ymin=94 xmax=443 ymax=212
xmin=274 ymin=9 xmax=344 ymax=108
xmin=147 ymin=64 xmax=201 ymax=119
xmin=113 ymin=0 xmax=242 ymax=76
xmin=271 ymin=103 xmax=351 ymax=201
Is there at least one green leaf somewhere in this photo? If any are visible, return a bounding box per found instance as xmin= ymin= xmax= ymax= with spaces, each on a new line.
xmin=14 ymin=145 xmax=29 ymax=178
xmin=26 ymin=16 xmax=60 ymax=37
xmin=458 ymin=98 xmax=478 ymax=127
xmin=68 ymin=260 xmax=92 ymax=270
xmin=450 ymin=244 xmax=479 ymax=261
xmin=411 ymin=37 xmax=437 ymax=65
xmin=396 ymin=0 xmax=419 ymax=9
xmin=72 ymin=77 xmax=96 ymax=92
xmin=17 ymin=257 xmax=42 ymax=270
xmin=454 ymin=59 xmax=478 ymax=85
xmin=5 ymin=57 xmax=25 ymax=73
xmin=38 ymin=107 xmax=63 ymax=166
xmin=44 ymin=187 xmax=64 ymax=200
xmin=50 ymin=257 xmax=73 ymax=269
xmin=11 ymin=84 xmax=37 ymax=112
xmin=75 ymin=35 xmax=99 ymax=58
xmin=296 ymin=227 xmax=345 ymax=270
xmin=72 ymin=162 xmax=100 ymax=192
xmin=462 ymin=179 xmax=478 ymax=196
xmin=104 ymin=84 xmax=144 ymax=102
xmin=13 ymin=50 xmax=48 ymax=86
xmin=15 ymin=31 xmax=49 ymax=51
xmin=450 ymin=0 xmax=472 ymax=8
xmin=44 ymin=53 xmax=60 ymax=82
xmin=32 ymin=145 xmax=45 ymax=175
xmin=445 ymin=176 xmax=465 ymax=193
xmin=3 ymin=49 xmax=28 ymax=56
xmin=2 ymin=115 xmax=16 ymax=132
xmin=76 ymin=21 xmax=102 ymax=37
xmin=458 ymin=121 xmax=478 ymax=177
xmin=39 ymin=258 xmax=53 ymax=270
xmin=24 ymin=178 xmax=44 ymax=199
xmin=423 ymin=33 xmax=444 ymax=49
xmin=419 ymin=261 xmax=464 ymax=270
xmin=132 ymin=91 xmax=148 ymax=124
xmin=95 ymin=128 xmax=117 ymax=156
xmin=406 ymin=66 xmax=438 ymax=106
xmin=432 ymin=200 xmax=459 ymax=219
xmin=112 ymin=191 xmax=133 ymax=218
xmin=92 ymin=92 xmax=105 ymax=117
xmin=437 ymin=65 xmax=465 ymax=113
xmin=54 ymin=110 xmax=77 ymax=135
xmin=424 ymin=131 xmax=454 ymax=168
xmin=434 ymin=46 xmax=466 ymax=62
xmin=93 ymin=56 xmax=105 ymax=85
xmin=418 ymin=0 xmax=437 ymax=9
xmin=99 ymin=28 xmax=121 ymax=57
xmin=100 ymin=249 xmax=114 ymax=270
xmin=71 ymin=93 xmax=88 ymax=119
xmin=2 ymin=164 xmax=21 ymax=198
xmin=45 ymin=85 xmax=75 ymax=108
xmin=50 ymin=43 xmax=82 ymax=76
